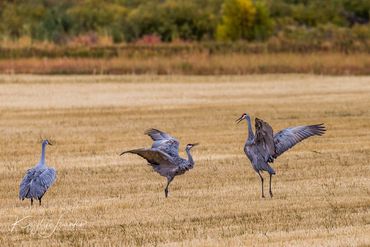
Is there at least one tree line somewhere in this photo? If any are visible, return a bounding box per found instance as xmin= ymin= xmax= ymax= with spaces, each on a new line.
xmin=0 ymin=0 xmax=369 ymax=44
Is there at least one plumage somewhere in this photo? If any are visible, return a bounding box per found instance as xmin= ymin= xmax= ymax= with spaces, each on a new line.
xmin=273 ymin=124 xmax=325 ymax=158
xmin=121 ymin=148 xmax=173 ymax=166
xmin=121 ymin=129 xmax=198 ymax=197
xmin=19 ymin=167 xmax=56 ymax=199
xmin=19 ymin=140 xmax=57 ymax=206
xmin=145 ymin=128 xmax=180 ymax=158
xmin=255 ymin=118 xmax=276 ymax=163
xmin=237 ymin=113 xmax=326 ymax=198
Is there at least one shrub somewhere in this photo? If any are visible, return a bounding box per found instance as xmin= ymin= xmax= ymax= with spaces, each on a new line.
xmin=216 ymin=0 xmax=273 ymax=41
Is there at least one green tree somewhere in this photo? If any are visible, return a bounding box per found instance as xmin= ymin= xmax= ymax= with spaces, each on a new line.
xmin=0 ymin=2 xmax=45 ymax=39
xmin=32 ymin=3 xmax=74 ymax=43
xmin=216 ymin=0 xmax=256 ymax=41
xmin=216 ymin=0 xmax=273 ymax=41
xmin=162 ymin=0 xmax=215 ymax=41
xmin=67 ymin=0 xmax=127 ymax=42
xmin=123 ymin=0 xmax=218 ymax=42
xmin=122 ymin=2 xmax=167 ymax=42
xmin=251 ymin=1 xmax=274 ymax=40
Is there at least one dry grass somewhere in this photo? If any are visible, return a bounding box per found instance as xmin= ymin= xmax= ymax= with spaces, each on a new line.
xmin=0 ymin=52 xmax=369 ymax=75
xmin=0 ymin=74 xmax=369 ymax=246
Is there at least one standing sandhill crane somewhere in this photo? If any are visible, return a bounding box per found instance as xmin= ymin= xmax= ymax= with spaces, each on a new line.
xmin=120 ymin=129 xmax=199 ymax=197
xmin=236 ymin=113 xmax=326 ymax=198
xmin=19 ymin=140 xmax=57 ymax=206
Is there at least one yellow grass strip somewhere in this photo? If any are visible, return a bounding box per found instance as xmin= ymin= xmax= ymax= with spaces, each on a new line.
xmin=0 ymin=53 xmax=369 ymax=75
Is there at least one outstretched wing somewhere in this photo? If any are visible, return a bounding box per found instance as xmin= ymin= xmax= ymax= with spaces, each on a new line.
xmin=254 ymin=118 xmax=276 ymax=162
xmin=145 ymin=128 xmax=179 ymax=157
xmin=273 ymin=124 xmax=326 ymax=158
xmin=19 ymin=167 xmax=57 ymax=200
xmin=121 ymin=148 xmax=176 ymax=167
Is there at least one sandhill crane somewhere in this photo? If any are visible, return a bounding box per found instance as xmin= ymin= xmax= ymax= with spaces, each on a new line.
xmin=236 ymin=113 xmax=326 ymax=198
xmin=19 ymin=140 xmax=57 ymax=206
xmin=120 ymin=129 xmax=198 ymax=197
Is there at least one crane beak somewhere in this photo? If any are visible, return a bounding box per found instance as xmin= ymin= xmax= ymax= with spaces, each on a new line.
xmin=236 ymin=116 xmax=244 ymax=124
xmin=192 ymin=143 xmax=199 ymax=147
xmin=48 ymin=141 xmax=53 ymax=146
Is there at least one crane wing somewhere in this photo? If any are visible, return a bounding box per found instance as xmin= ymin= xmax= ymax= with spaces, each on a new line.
xmin=121 ymin=148 xmax=176 ymax=167
xmin=19 ymin=167 xmax=56 ymax=200
xmin=145 ymin=128 xmax=180 ymax=157
xmin=254 ymin=118 xmax=276 ymax=162
xmin=273 ymin=124 xmax=326 ymax=158
xmin=29 ymin=167 xmax=56 ymax=198
xmin=19 ymin=168 xmax=35 ymax=199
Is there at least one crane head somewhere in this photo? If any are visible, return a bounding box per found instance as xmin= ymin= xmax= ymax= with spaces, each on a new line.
xmin=42 ymin=139 xmax=53 ymax=146
xmin=236 ymin=113 xmax=248 ymax=124
xmin=186 ymin=143 xmax=199 ymax=150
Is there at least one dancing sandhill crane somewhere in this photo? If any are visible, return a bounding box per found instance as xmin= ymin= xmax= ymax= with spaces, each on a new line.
xmin=19 ymin=140 xmax=57 ymax=206
xmin=236 ymin=113 xmax=326 ymax=198
xmin=120 ymin=129 xmax=199 ymax=197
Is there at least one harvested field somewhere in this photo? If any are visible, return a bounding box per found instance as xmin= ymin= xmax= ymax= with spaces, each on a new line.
xmin=0 ymin=75 xmax=369 ymax=246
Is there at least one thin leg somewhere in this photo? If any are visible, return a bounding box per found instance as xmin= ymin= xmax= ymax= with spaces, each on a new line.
xmin=269 ymin=173 xmax=273 ymax=198
xmin=31 ymin=198 xmax=33 ymax=206
xmin=164 ymin=177 xmax=174 ymax=198
xmin=257 ymin=171 xmax=265 ymax=198
xmin=39 ymin=198 xmax=42 ymax=206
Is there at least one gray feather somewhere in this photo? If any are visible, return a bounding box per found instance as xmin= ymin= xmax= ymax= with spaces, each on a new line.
xmin=239 ymin=113 xmax=326 ymax=198
xmin=145 ymin=129 xmax=180 ymax=158
xmin=19 ymin=167 xmax=56 ymax=200
xmin=255 ymin=118 xmax=276 ymax=162
xmin=121 ymin=148 xmax=175 ymax=168
xmin=19 ymin=139 xmax=56 ymax=204
xmin=121 ymin=129 xmax=198 ymax=197
xmin=273 ymin=124 xmax=326 ymax=158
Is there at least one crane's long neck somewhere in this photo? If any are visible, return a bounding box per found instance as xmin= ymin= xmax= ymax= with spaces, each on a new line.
xmin=246 ymin=116 xmax=255 ymax=143
xmin=186 ymin=148 xmax=194 ymax=167
xmin=39 ymin=142 xmax=47 ymax=166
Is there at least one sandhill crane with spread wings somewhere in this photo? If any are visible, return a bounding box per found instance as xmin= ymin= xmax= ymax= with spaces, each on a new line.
xmin=236 ymin=113 xmax=326 ymax=198
xmin=120 ymin=129 xmax=198 ymax=197
xmin=19 ymin=139 xmax=57 ymax=206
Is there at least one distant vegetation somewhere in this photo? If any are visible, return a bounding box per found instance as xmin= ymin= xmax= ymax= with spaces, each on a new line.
xmin=0 ymin=0 xmax=369 ymax=45
xmin=0 ymin=0 xmax=369 ymax=75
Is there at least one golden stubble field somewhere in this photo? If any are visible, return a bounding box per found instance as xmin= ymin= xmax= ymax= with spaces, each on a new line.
xmin=0 ymin=75 xmax=369 ymax=246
